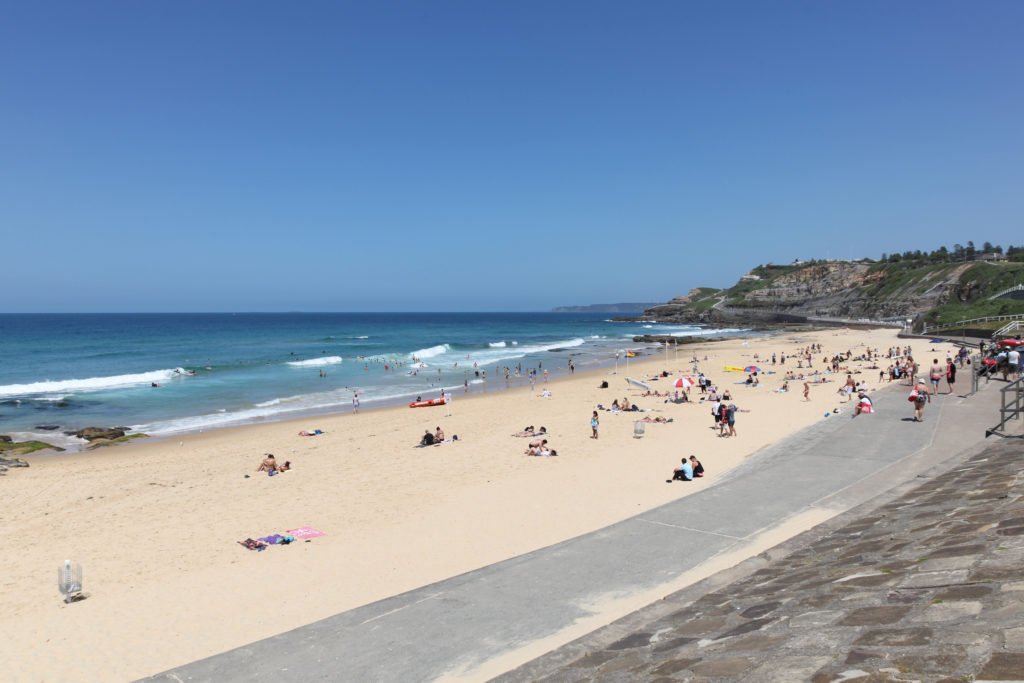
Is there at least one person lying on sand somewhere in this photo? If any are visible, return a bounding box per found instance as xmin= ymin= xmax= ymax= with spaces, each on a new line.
xmin=525 ymin=438 xmax=548 ymax=453
xmin=640 ymin=416 xmax=672 ymax=423
xmin=526 ymin=443 xmax=557 ymax=456
xmin=298 ymin=429 xmax=323 ymax=436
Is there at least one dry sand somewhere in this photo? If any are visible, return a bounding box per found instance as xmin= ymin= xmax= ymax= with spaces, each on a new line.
xmin=0 ymin=327 xmax=953 ymax=681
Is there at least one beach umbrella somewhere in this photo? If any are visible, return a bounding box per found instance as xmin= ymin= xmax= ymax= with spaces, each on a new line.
xmin=743 ymin=365 xmax=762 ymax=373
xmin=674 ymin=377 xmax=694 ymax=389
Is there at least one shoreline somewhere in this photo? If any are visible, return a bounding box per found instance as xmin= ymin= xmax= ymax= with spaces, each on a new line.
xmin=1 ymin=325 xmax=957 ymax=682
xmin=18 ymin=331 xmax=761 ymax=457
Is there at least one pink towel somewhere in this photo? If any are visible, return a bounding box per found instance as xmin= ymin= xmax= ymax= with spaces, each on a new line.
xmin=286 ymin=526 xmax=326 ymax=540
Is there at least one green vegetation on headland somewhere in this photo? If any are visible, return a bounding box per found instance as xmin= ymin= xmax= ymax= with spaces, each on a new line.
xmin=0 ymin=438 xmax=64 ymax=456
xmin=641 ymin=242 xmax=1024 ymax=333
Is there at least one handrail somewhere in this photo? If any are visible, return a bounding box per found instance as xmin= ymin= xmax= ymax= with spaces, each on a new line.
xmin=989 ymin=283 xmax=1024 ymax=300
xmin=994 ymin=320 xmax=1024 ymax=338
xmin=925 ymin=313 xmax=1024 ymax=334
xmin=985 ymin=374 xmax=1024 ymax=438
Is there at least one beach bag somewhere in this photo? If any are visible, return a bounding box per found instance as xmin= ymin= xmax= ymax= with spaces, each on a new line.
xmin=908 ymin=390 xmax=919 ymax=402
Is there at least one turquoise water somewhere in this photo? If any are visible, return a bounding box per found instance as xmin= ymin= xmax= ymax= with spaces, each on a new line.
xmin=0 ymin=313 xmax=750 ymax=450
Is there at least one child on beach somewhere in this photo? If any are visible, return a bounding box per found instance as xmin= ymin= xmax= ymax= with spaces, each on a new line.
xmin=803 ymin=382 xmax=810 ymax=401
xmin=591 ymin=411 xmax=599 ymax=439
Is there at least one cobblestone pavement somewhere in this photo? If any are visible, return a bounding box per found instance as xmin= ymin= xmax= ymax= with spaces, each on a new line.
xmin=500 ymin=439 xmax=1024 ymax=682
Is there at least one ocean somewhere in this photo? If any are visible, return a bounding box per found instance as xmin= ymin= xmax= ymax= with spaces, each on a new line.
xmin=0 ymin=313 xmax=752 ymax=451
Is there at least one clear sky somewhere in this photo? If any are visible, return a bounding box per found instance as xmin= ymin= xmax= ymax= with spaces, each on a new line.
xmin=3 ymin=1 xmax=1022 ymax=312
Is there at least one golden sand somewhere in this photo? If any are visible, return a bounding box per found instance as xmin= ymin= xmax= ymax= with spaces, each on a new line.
xmin=0 ymin=326 xmax=950 ymax=681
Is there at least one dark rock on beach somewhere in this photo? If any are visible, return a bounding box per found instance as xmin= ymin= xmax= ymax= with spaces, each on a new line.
xmin=71 ymin=427 xmax=128 ymax=441
xmin=35 ymin=425 xmax=61 ymax=431
xmin=0 ymin=454 xmax=31 ymax=468
xmin=0 ymin=435 xmax=12 ymax=443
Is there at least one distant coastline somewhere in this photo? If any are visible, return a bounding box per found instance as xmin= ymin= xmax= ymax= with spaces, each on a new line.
xmin=551 ymin=303 xmax=661 ymax=313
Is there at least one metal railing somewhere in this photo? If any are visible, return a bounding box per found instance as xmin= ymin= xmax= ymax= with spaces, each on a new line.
xmin=985 ymin=374 xmax=1024 ymax=438
xmin=988 ymin=283 xmax=1024 ymax=300
xmin=925 ymin=314 xmax=1024 ymax=335
xmin=993 ymin=320 xmax=1024 ymax=338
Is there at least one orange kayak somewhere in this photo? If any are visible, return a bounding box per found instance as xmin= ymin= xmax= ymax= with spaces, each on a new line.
xmin=409 ymin=398 xmax=446 ymax=408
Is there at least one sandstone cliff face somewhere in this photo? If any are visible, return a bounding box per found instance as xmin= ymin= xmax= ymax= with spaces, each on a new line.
xmin=644 ymin=261 xmax=974 ymax=324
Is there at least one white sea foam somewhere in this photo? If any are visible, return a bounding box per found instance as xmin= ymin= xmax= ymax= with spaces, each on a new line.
xmin=489 ymin=341 xmax=507 ymax=348
xmin=254 ymin=398 xmax=282 ymax=407
xmin=0 ymin=368 xmax=189 ymax=398
xmin=132 ymin=387 xmax=421 ymax=436
xmin=286 ymin=356 xmax=343 ymax=367
xmin=410 ymin=344 xmax=451 ymax=359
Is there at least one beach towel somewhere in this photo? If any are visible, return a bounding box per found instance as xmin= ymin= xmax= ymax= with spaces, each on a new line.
xmin=258 ymin=534 xmax=284 ymax=545
xmin=287 ymin=526 xmax=326 ymax=540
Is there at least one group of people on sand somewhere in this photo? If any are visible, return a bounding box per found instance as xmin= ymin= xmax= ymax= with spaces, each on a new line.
xmin=256 ymin=454 xmax=291 ymax=476
xmin=419 ymin=426 xmax=448 ymax=446
xmin=667 ymin=456 xmax=704 ymax=482
xmin=524 ymin=437 xmax=558 ymax=456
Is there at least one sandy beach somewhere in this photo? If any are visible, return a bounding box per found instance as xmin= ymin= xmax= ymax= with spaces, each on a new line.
xmin=0 ymin=326 xmax=958 ymax=682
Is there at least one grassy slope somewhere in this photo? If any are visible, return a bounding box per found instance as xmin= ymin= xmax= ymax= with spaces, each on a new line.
xmin=674 ymin=260 xmax=1024 ymax=327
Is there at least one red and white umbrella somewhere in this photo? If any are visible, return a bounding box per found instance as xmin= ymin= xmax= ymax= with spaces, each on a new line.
xmin=674 ymin=377 xmax=695 ymax=389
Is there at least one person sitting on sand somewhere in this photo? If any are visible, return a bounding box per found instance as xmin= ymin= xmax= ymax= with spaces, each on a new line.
xmin=667 ymin=457 xmax=693 ymax=482
xmin=621 ymin=398 xmax=631 ymax=411
xmin=435 ymin=426 xmax=445 ymax=442
xmin=420 ymin=430 xmax=435 ymax=446
xmin=611 ymin=399 xmax=620 ymax=411
xmin=689 ymin=455 xmax=704 ymax=477
xmin=257 ymin=454 xmax=278 ymax=473
xmin=278 ymin=460 xmax=291 ymax=472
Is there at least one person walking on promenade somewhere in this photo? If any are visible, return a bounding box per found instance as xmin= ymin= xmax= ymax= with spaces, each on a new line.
xmin=946 ymin=358 xmax=957 ymax=394
xmin=911 ymin=379 xmax=930 ymax=422
xmin=929 ymin=359 xmax=943 ymax=396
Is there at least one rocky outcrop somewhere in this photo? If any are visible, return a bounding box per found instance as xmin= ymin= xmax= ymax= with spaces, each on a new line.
xmin=67 ymin=427 xmax=127 ymax=441
xmin=641 ymin=261 xmax=978 ymax=325
xmin=0 ymin=454 xmax=30 ymax=468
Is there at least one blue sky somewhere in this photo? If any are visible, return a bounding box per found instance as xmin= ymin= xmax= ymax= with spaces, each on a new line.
xmin=3 ymin=1 xmax=1022 ymax=312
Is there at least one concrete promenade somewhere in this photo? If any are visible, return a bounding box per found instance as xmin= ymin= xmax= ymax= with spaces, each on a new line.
xmin=146 ymin=378 xmax=1009 ymax=682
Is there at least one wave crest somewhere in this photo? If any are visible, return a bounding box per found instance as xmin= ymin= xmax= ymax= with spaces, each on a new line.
xmin=0 ymin=369 xmax=190 ymax=398
xmin=410 ymin=344 xmax=451 ymax=360
xmin=286 ymin=356 xmax=343 ymax=367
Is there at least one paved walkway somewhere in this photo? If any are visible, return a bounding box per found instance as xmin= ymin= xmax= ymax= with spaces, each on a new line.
xmin=500 ymin=423 xmax=1024 ymax=681
xmin=146 ymin=380 xmax=1005 ymax=682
